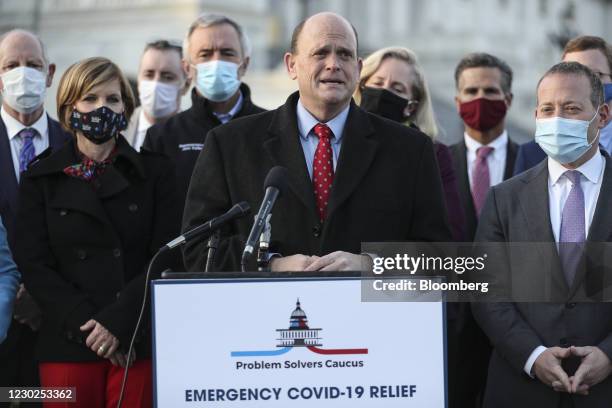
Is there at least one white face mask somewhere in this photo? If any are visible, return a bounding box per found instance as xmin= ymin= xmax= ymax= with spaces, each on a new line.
xmin=138 ymin=80 xmax=180 ymax=119
xmin=1 ymin=66 xmax=47 ymax=114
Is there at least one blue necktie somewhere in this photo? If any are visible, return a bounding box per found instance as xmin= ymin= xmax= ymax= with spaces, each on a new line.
xmin=18 ymin=128 xmax=38 ymax=173
xmin=559 ymin=170 xmax=585 ymax=286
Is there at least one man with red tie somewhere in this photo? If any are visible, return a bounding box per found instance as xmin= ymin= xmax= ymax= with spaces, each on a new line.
xmin=449 ymin=53 xmax=520 ymax=241
xmin=181 ymin=12 xmax=451 ymax=272
xmin=447 ymin=52 xmax=522 ymax=408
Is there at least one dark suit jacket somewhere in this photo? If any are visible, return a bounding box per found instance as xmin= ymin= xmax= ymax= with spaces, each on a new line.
xmin=472 ymin=157 xmax=612 ymax=408
xmin=449 ymin=137 xmax=518 ymax=241
xmin=513 ymin=140 xmax=547 ymax=175
xmin=182 ymin=92 xmax=452 ymax=272
xmin=0 ymin=113 xmax=70 ymax=377
xmin=14 ymin=136 xmax=179 ymax=361
xmin=0 ymin=114 xmax=70 ymax=250
xmin=435 ymin=142 xmax=466 ymax=241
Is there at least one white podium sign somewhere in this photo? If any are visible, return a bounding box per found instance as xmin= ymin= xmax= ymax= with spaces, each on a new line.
xmin=152 ymin=277 xmax=447 ymax=407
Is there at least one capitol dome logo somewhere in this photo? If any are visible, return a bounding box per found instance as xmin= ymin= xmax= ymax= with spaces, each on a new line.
xmin=231 ymin=299 xmax=368 ymax=357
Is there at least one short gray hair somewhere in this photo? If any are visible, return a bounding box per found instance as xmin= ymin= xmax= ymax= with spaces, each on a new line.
xmin=537 ymin=61 xmax=603 ymax=108
xmin=183 ymin=13 xmax=251 ymax=62
xmin=0 ymin=29 xmax=49 ymax=67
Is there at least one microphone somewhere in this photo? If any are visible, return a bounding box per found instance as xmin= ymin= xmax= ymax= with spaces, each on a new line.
xmin=162 ymin=201 xmax=250 ymax=251
xmin=241 ymin=166 xmax=288 ymax=268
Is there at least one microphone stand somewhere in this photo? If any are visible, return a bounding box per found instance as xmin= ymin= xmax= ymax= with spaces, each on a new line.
xmin=257 ymin=214 xmax=272 ymax=272
xmin=204 ymin=230 xmax=221 ymax=272
xmin=116 ymin=203 xmax=250 ymax=407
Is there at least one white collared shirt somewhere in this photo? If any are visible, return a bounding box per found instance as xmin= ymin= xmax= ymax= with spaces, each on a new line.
xmin=132 ymin=109 xmax=154 ymax=152
xmin=464 ymin=130 xmax=508 ymax=189
xmin=1 ymin=106 xmax=49 ymax=181
xmin=524 ymin=150 xmax=606 ymax=377
xmin=548 ymin=151 xmax=604 ymax=243
xmin=296 ymin=99 xmax=349 ymax=179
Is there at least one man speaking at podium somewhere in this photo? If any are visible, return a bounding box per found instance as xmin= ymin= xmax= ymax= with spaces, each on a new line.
xmin=182 ymin=12 xmax=451 ymax=272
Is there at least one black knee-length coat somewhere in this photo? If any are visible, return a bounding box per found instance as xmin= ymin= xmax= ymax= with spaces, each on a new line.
xmin=15 ymin=135 xmax=179 ymax=362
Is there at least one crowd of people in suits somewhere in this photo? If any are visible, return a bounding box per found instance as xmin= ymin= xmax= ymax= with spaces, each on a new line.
xmin=0 ymin=9 xmax=611 ymax=408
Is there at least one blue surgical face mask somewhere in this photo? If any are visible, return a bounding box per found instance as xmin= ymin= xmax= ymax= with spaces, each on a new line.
xmin=194 ymin=60 xmax=241 ymax=102
xmin=535 ymin=109 xmax=600 ymax=164
xmin=604 ymin=83 xmax=612 ymax=103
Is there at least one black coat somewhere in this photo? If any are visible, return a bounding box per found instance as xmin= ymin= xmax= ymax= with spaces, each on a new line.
xmin=15 ymin=135 xmax=179 ymax=362
xmin=143 ymin=84 xmax=266 ymax=208
xmin=182 ymin=92 xmax=452 ymax=272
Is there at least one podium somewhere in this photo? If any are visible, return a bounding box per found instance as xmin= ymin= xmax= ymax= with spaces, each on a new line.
xmin=152 ymin=273 xmax=447 ymax=407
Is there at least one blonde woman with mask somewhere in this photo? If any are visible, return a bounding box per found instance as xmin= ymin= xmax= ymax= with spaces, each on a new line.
xmin=356 ymin=47 xmax=465 ymax=241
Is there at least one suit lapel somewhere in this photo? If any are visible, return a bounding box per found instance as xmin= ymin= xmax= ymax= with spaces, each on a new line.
xmin=504 ymin=139 xmax=518 ymax=180
xmin=1 ymin=115 xmax=67 ymax=220
xmin=453 ymin=141 xmax=471 ymax=201
xmin=325 ymin=104 xmax=377 ymax=219
xmin=0 ymin=119 xmax=19 ymax=211
xmin=47 ymin=115 xmax=69 ymax=150
xmin=95 ymin=165 xmax=130 ymax=199
xmin=48 ymin=175 xmax=112 ymax=224
xmin=518 ymin=161 xmax=568 ymax=294
xmin=451 ymin=141 xmax=477 ymax=236
xmin=569 ymin=156 xmax=612 ymax=298
xmin=264 ymin=93 xmax=318 ymax=219
xmin=518 ymin=161 xmax=556 ymax=242
xmin=587 ymin=156 xmax=612 ymax=242
xmin=96 ymin=135 xmax=144 ymax=199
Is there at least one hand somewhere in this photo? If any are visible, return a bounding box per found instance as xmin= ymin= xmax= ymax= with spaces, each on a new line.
xmin=13 ymin=284 xmax=42 ymax=331
xmin=569 ymin=346 xmax=612 ymax=395
xmin=109 ymin=350 xmax=136 ymax=368
xmin=533 ymin=347 xmax=572 ymax=392
xmin=304 ymin=251 xmax=373 ymax=272
xmin=80 ymin=319 xmax=119 ymax=359
xmin=270 ymin=255 xmax=319 ymax=271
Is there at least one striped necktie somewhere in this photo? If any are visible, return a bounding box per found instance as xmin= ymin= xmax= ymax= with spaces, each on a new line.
xmin=18 ymin=127 xmax=38 ymax=173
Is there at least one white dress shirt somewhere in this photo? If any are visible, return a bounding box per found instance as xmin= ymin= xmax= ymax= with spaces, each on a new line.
xmin=523 ymin=151 xmax=605 ymax=377
xmin=464 ymin=130 xmax=508 ymax=189
xmin=296 ymin=99 xmax=349 ymax=179
xmin=1 ymin=106 xmax=49 ymax=181
xmin=132 ymin=110 xmax=154 ymax=152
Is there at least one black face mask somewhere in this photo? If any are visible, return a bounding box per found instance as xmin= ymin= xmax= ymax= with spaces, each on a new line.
xmin=359 ymin=86 xmax=409 ymax=123
xmin=70 ymin=106 xmax=127 ymax=145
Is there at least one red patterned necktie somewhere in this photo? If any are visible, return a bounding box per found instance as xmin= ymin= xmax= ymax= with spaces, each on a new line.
xmin=312 ymin=123 xmax=334 ymax=221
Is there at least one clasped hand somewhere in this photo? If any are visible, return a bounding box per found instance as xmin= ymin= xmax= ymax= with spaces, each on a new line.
xmin=80 ymin=319 xmax=135 ymax=367
xmin=533 ymin=346 xmax=612 ymax=395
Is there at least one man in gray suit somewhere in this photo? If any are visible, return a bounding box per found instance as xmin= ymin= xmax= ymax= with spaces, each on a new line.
xmin=473 ymin=61 xmax=612 ymax=407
